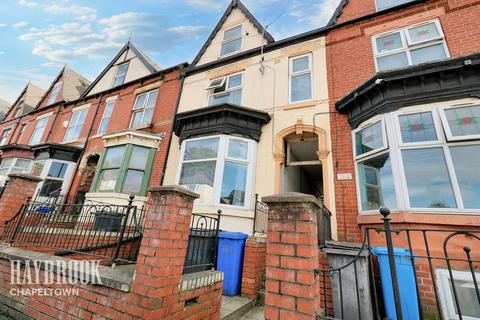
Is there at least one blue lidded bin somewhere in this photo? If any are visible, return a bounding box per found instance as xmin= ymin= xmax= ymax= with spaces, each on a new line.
xmin=217 ymin=231 xmax=248 ymax=296
xmin=372 ymin=247 xmax=419 ymax=320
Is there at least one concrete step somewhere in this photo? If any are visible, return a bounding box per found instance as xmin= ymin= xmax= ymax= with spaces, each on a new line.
xmin=220 ymin=295 xmax=256 ymax=320
xmin=240 ymin=306 xmax=264 ymax=320
xmin=257 ymin=289 xmax=265 ymax=306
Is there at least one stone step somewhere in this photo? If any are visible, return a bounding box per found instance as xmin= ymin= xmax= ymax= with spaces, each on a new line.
xmin=220 ymin=295 xmax=256 ymax=320
xmin=257 ymin=289 xmax=265 ymax=306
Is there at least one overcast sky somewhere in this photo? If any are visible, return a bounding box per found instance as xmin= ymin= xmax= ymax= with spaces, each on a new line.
xmin=0 ymin=0 xmax=340 ymax=103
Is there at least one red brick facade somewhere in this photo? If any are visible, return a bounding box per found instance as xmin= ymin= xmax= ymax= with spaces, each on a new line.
xmin=241 ymin=236 xmax=266 ymax=300
xmin=326 ymin=0 xmax=480 ymax=241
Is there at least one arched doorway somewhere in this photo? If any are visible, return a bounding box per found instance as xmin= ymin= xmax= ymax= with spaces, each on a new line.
xmin=79 ymin=153 xmax=100 ymax=196
xmin=273 ymin=122 xmax=330 ymax=207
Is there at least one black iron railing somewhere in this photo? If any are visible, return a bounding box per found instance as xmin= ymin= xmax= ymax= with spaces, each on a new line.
xmin=315 ymin=207 xmax=480 ymax=320
xmin=318 ymin=202 xmax=332 ymax=246
xmin=253 ymin=194 xmax=268 ymax=234
xmin=2 ymin=195 xmax=146 ymax=265
xmin=184 ymin=210 xmax=221 ymax=274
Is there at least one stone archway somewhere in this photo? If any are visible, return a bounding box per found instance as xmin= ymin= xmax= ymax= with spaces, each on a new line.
xmin=273 ymin=121 xmax=330 ymax=207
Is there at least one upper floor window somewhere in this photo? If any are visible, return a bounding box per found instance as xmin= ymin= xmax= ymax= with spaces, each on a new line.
xmin=375 ymin=0 xmax=414 ymax=11
xmin=177 ymin=135 xmax=255 ymax=208
xmin=112 ymin=62 xmax=129 ymax=88
xmin=29 ymin=116 xmax=50 ymax=145
xmin=14 ymin=100 xmax=24 ymax=118
xmin=64 ymin=108 xmax=88 ymax=142
xmin=220 ymin=25 xmax=243 ymax=56
xmin=289 ymin=54 xmax=313 ymax=103
xmin=47 ymin=82 xmax=63 ymax=105
xmin=372 ymin=20 xmax=449 ymax=72
xmin=354 ymin=101 xmax=480 ymax=213
xmin=95 ymin=144 xmax=155 ymax=195
xmin=0 ymin=127 xmax=11 ymax=146
xmin=130 ymin=89 xmax=158 ymax=129
xmin=98 ymin=99 xmax=116 ymax=135
xmin=207 ymin=72 xmax=243 ymax=106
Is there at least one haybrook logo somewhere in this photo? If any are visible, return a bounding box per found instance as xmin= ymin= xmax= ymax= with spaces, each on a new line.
xmin=9 ymin=260 xmax=102 ymax=296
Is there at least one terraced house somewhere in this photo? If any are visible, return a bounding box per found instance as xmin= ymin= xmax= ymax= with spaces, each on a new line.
xmin=0 ymin=42 xmax=186 ymax=208
xmin=163 ymin=0 xmax=335 ymax=235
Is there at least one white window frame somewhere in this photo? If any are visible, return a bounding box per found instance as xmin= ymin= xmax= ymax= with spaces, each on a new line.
xmin=375 ymin=0 xmax=414 ymax=11
xmin=0 ymin=158 xmax=33 ymax=180
xmin=353 ymin=117 xmax=389 ymax=160
xmin=47 ymin=81 xmax=63 ymax=106
xmin=112 ymin=62 xmax=129 ymax=88
xmin=97 ymin=99 xmax=116 ymax=135
xmin=354 ymin=100 xmax=480 ymax=215
xmin=437 ymin=269 xmax=480 ymax=320
xmin=175 ymin=134 xmax=256 ymax=209
xmin=372 ymin=20 xmax=450 ymax=72
xmin=129 ymin=89 xmax=158 ymax=129
xmin=220 ymin=24 xmax=243 ymax=57
xmin=29 ymin=114 xmax=51 ymax=145
xmin=63 ymin=108 xmax=88 ymax=142
xmin=439 ymin=103 xmax=480 ymax=141
xmin=34 ymin=159 xmax=75 ymax=199
xmin=0 ymin=127 xmax=12 ymax=146
xmin=207 ymin=72 xmax=243 ymax=106
xmin=289 ymin=53 xmax=314 ymax=104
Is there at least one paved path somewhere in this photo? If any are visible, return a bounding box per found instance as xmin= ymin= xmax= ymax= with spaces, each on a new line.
xmin=239 ymin=306 xmax=264 ymax=320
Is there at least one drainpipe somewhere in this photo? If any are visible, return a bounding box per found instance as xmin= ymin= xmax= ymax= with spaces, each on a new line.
xmin=159 ymin=69 xmax=185 ymax=186
xmin=45 ymin=102 xmax=64 ymax=142
xmin=65 ymin=93 xmax=103 ymax=198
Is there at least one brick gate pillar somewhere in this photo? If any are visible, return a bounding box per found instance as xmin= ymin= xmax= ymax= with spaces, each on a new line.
xmin=130 ymin=185 xmax=199 ymax=319
xmin=263 ymin=192 xmax=321 ymax=320
xmin=241 ymin=235 xmax=266 ymax=300
xmin=0 ymin=174 xmax=42 ymax=234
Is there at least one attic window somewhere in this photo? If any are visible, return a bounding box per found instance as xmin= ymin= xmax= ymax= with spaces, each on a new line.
xmin=220 ymin=25 xmax=243 ymax=56
xmin=13 ymin=100 xmax=24 ymax=118
xmin=47 ymin=81 xmax=63 ymax=106
xmin=112 ymin=62 xmax=129 ymax=88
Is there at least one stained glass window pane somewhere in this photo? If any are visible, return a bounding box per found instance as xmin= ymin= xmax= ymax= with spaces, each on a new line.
xmin=408 ymin=22 xmax=440 ymax=43
xmin=376 ymin=32 xmax=403 ymax=53
xmin=399 ymin=112 xmax=437 ymax=143
xmin=444 ymin=105 xmax=480 ymax=137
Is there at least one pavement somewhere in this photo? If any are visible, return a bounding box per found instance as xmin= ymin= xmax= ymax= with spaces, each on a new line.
xmin=239 ymin=306 xmax=264 ymax=320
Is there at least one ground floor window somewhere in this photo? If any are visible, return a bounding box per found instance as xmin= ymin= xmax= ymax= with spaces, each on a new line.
xmin=353 ymin=100 xmax=480 ymax=213
xmin=0 ymin=158 xmax=33 ymax=185
xmin=33 ymin=160 xmax=74 ymax=198
xmin=437 ymin=269 xmax=480 ymax=320
xmin=177 ymin=135 xmax=255 ymax=208
xmin=94 ymin=144 xmax=155 ymax=196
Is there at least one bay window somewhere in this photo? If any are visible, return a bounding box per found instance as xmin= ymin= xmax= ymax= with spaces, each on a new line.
xmin=95 ymin=144 xmax=155 ymax=195
xmin=0 ymin=158 xmax=33 ymax=185
xmin=177 ymin=135 xmax=255 ymax=208
xmin=372 ymin=20 xmax=449 ymax=72
xmin=38 ymin=161 xmax=68 ymax=196
xmin=207 ymin=72 xmax=243 ymax=106
xmin=130 ymin=89 xmax=158 ymax=129
xmin=354 ymin=101 xmax=480 ymax=213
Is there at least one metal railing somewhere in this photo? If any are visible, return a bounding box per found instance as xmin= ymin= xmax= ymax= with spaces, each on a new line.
xmin=253 ymin=194 xmax=268 ymax=234
xmin=2 ymin=195 xmax=146 ymax=265
xmin=184 ymin=210 xmax=221 ymax=274
xmin=315 ymin=207 xmax=480 ymax=320
xmin=318 ymin=201 xmax=332 ymax=246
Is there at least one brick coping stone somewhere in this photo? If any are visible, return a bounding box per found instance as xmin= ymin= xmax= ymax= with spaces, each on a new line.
xmin=262 ymin=192 xmax=322 ymax=208
xmin=7 ymin=173 xmax=43 ymax=182
xmin=148 ymin=185 xmax=199 ymax=199
xmin=0 ymin=245 xmax=134 ymax=292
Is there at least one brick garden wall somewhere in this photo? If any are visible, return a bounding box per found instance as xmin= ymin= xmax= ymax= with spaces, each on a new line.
xmin=241 ymin=236 xmax=266 ymax=300
xmin=0 ymin=186 xmax=224 ymax=320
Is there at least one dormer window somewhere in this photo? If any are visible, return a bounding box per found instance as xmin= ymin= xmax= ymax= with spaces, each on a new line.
xmin=47 ymin=82 xmax=63 ymax=105
xmin=220 ymin=25 xmax=243 ymax=56
xmin=112 ymin=62 xmax=129 ymax=88
xmin=207 ymin=72 xmax=243 ymax=106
